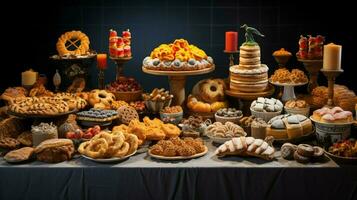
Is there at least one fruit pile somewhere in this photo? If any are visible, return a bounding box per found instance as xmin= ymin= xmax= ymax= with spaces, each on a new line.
xmin=65 ymin=125 xmax=101 ymax=140
xmin=106 ymin=77 xmax=141 ymax=92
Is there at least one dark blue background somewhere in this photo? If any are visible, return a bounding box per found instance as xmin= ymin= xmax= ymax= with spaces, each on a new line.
xmin=2 ymin=0 xmax=356 ymax=93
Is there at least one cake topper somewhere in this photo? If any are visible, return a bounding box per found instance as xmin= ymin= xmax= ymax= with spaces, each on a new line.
xmin=241 ymin=24 xmax=265 ymax=45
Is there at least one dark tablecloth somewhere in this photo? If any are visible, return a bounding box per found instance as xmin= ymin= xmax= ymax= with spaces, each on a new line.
xmin=0 ymin=141 xmax=356 ymax=200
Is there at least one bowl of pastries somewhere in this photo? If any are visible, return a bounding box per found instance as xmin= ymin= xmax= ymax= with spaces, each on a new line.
xmin=325 ymin=138 xmax=357 ymax=164
xmin=160 ymin=106 xmax=183 ymax=125
xmin=272 ymin=48 xmax=292 ymax=66
xmin=284 ymin=99 xmax=310 ymax=117
xmin=250 ymin=97 xmax=283 ymax=122
xmin=310 ymin=106 xmax=354 ymax=147
xmin=270 ymin=68 xmax=308 ymax=85
xmin=205 ymin=121 xmax=247 ymax=144
xmin=143 ymin=88 xmax=173 ymax=114
xmin=106 ymin=77 xmax=142 ymax=102
xmin=214 ymin=108 xmax=243 ymax=124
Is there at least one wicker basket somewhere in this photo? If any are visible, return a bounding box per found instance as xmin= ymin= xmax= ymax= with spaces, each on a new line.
xmin=113 ymin=90 xmax=142 ymax=102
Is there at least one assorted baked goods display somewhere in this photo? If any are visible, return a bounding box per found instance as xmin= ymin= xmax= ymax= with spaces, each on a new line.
xmin=187 ymin=79 xmax=228 ymax=113
xmin=281 ymin=143 xmax=324 ymax=163
xmin=266 ymin=114 xmax=313 ymax=140
xmin=149 ymin=137 xmax=207 ymax=159
xmin=270 ymin=68 xmax=308 ymax=84
xmin=78 ymin=131 xmax=138 ymax=160
xmin=215 ymin=136 xmax=275 ymax=161
xmin=311 ymin=106 xmax=353 ymax=123
xmin=109 ymin=29 xmax=132 ymax=58
xmin=143 ymin=39 xmax=214 ymax=71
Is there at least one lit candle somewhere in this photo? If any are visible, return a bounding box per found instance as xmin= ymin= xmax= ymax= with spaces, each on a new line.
xmin=323 ymin=43 xmax=342 ymax=70
xmin=21 ymin=69 xmax=37 ymax=87
xmin=225 ymin=31 xmax=238 ymax=52
xmin=97 ymin=54 xmax=107 ymax=70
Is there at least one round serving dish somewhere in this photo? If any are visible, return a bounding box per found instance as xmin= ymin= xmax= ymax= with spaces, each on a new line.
xmin=206 ymin=135 xmax=232 ymax=144
xmin=324 ymin=150 xmax=357 ymax=165
xmin=250 ymin=108 xmax=282 ymax=122
xmin=310 ymin=116 xmax=353 ymax=148
xmin=81 ymin=150 xmax=137 ymax=163
xmin=214 ymin=113 xmax=242 ymax=124
xmin=284 ymin=105 xmax=310 ymax=117
xmin=112 ymin=90 xmax=142 ymax=102
xmin=160 ymin=111 xmax=183 ymax=125
xmin=148 ymin=146 xmax=208 ymax=160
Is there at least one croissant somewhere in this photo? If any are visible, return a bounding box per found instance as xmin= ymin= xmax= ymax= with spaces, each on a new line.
xmin=215 ymin=136 xmax=275 ymax=160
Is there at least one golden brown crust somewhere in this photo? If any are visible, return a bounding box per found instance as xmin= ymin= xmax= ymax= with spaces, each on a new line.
xmin=4 ymin=147 xmax=34 ymax=163
xmin=0 ymin=137 xmax=20 ymax=149
xmin=17 ymin=131 xmax=33 ymax=147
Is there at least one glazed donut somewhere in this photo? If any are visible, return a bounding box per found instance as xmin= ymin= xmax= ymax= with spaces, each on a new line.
xmin=281 ymin=143 xmax=297 ymax=160
xmin=85 ymin=138 xmax=109 ymax=158
xmin=56 ymin=31 xmax=90 ymax=56
xmin=113 ymin=142 xmax=129 ymax=158
xmin=297 ymin=144 xmax=314 ymax=157
xmin=293 ymin=151 xmax=310 ymax=163
xmin=125 ymin=134 xmax=139 ymax=155
xmin=88 ymin=89 xmax=115 ymax=108
xmin=192 ymin=79 xmax=226 ymax=103
xmin=161 ymin=123 xmax=181 ymax=138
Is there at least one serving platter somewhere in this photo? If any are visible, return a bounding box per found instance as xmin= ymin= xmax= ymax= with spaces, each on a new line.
xmin=148 ymin=146 xmax=208 ymax=160
xmin=81 ymin=150 xmax=137 ymax=163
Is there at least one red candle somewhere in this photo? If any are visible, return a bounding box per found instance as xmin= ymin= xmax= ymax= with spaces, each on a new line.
xmin=97 ymin=54 xmax=107 ymax=70
xmin=225 ymin=31 xmax=238 ymax=52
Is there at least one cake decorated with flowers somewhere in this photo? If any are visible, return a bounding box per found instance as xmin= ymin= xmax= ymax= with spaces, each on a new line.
xmin=229 ymin=24 xmax=268 ymax=93
xmin=142 ymin=39 xmax=214 ymax=71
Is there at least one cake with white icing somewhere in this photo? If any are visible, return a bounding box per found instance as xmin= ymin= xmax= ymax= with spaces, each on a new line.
xmin=229 ymin=24 xmax=269 ymax=93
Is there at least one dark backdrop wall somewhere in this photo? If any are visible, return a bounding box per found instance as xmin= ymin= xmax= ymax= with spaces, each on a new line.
xmin=2 ymin=0 xmax=356 ymax=94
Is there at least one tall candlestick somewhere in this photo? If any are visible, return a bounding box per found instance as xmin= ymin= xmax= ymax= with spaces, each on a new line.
xmin=225 ymin=31 xmax=238 ymax=52
xmin=323 ymin=43 xmax=342 ymax=70
xmin=97 ymin=54 xmax=108 ymax=70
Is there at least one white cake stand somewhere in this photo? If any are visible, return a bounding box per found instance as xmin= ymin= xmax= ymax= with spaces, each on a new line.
xmin=269 ymin=80 xmax=307 ymax=102
xmin=142 ymin=66 xmax=215 ymax=106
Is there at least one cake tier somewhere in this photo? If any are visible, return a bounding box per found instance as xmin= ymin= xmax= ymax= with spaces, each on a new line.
xmin=239 ymin=57 xmax=261 ymax=66
xmin=229 ymin=79 xmax=268 ymax=93
xmin=229 ymin=64 xmax=268 ymax=74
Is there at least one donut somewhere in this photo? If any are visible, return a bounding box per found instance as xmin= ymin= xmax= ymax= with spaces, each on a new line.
xmin=293 ymin=151 xmax=310 ymax=163
xmin=56 ymin=31 xmax=90 ymax=56
xmin=125 ymin=134 xmax=139 ymax=155
xmin=192 ymin=79 xmax=226 ymax=103
xmin=113 ymin=142 xmax=129 ymax=158
xmin=161 ymin=123 xmax=181 ymax=138
xmin=88 ymin=89 xmax=115 ymax=108
xmin=85 ymin=138 xmax=109 ymax=159
xmin=281 ymin=143 xmax=297 ymax=160
xmin=297 ymin=144 xmax=314 ymax=157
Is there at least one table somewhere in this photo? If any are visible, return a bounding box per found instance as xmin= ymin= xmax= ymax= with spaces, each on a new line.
xmin=0 ymin=140 xmax=356 ymax=200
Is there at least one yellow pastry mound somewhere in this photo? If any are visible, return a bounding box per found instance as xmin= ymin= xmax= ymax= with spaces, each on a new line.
xmin=150 ymin=39 xmax=207 ymax=62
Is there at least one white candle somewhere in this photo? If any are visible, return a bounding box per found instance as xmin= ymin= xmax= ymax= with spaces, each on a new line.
xmin=323 ymin=43 xmax=342 ymax=70
xmin=21 ymin=69 xmax=37 ymax=86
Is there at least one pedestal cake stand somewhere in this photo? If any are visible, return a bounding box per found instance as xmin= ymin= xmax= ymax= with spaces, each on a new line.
xmin=225 ymin=84 xmax=275 ymax=115
xmin=142 ymin=66 xmax=215 ymax=106
xmin=269 ymin=80 xmax=308 ymax=102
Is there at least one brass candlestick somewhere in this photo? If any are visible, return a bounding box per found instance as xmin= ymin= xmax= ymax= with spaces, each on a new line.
xmin=98 ymin=69 xmax=105 ymax=89
xmin=298 ymin=59 xmax=323 ymax=93
xmin=320 ymin=69 xmax=343 ymax=107
xmin=224 ymin=50 xmax=239 ymax=66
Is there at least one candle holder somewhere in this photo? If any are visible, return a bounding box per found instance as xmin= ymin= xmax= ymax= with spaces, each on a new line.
xmin=110 ymin=56 xmax=132 ymax=80
xmin=320 ymin=69 xmax=343 ymax=107
xmin=224 ymin=50 xmax=239 ymax=66
xmin=98 ymin=69 xmax=105 ymax=89
xmin=297 ymin=59 xmax=323 ymax=93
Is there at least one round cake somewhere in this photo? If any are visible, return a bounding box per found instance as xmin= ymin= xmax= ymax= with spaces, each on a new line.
xmin=229 ymin=43 xmax=269 ymax=93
